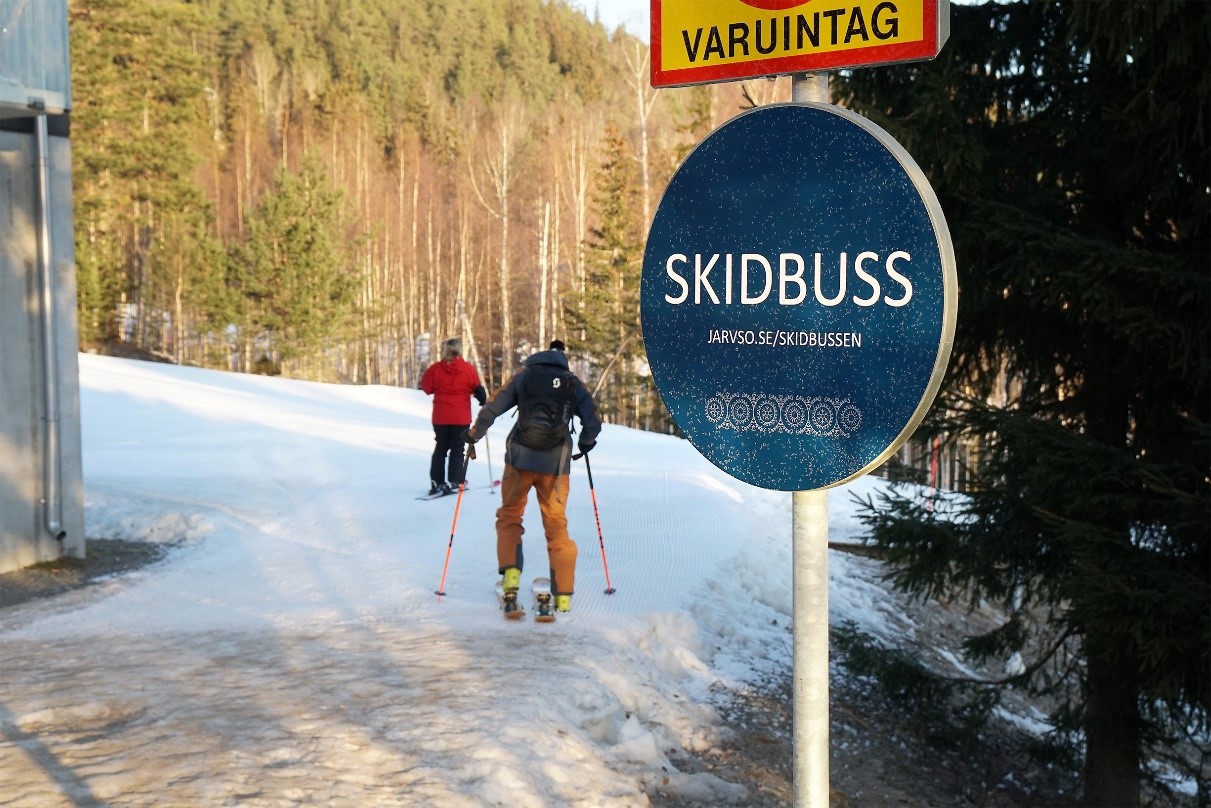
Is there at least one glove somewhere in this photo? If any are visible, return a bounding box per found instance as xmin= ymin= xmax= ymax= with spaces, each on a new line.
xmin=462 ymin=428 xmax=477 ymax=445
xmin=474 ymin=386 xmax=487 ymax=406
xmin=577 ymin=439 xmax=596 ymax=456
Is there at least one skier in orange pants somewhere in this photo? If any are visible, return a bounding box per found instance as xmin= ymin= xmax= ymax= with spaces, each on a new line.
xmin=464 ymin=340 xmax=601 ymax=613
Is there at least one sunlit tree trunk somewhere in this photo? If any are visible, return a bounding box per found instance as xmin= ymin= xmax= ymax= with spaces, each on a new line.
xmin=625 ymin=42 xmax=659 ymax=228
xmin=551 ymin=177 xmax=562 ymax=340
xmin=394 ymin=142 xmax=408 ymax=385
xmin=173 ymin=252 xmax=184 ymax=363
xmin=469 ymin=106 xmax=526 ymax=377
xmin=456 ymin=204 xmax=473 ymax=363
xmin=426 ymin=203 xmax=438 ymax=350
xmin=405 ymin=155 xmax=420 ymax=380
xmin=538 ymin=198 xmax=550 ymax=349
xmin=560 ymin=116 xmax=595 ymax=344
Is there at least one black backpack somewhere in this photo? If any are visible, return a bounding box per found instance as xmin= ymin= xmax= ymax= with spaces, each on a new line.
xmin=514 ymin=364 xmax=575 ymax=450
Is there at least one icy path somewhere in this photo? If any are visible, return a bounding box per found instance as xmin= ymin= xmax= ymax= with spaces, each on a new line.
xmin=1 ymin=624 xmax=728 ymax=807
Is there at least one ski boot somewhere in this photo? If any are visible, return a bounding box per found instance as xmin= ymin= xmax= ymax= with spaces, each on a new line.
xmin=502 ymin=590 xmax=524 ymax=619
xmin=531 ymin=577 xmax=557 ymax=623
xmin=534 ymin=591 xmax=555 ymax=623
xmin=500 ymin=568 xmax=523 ymax=620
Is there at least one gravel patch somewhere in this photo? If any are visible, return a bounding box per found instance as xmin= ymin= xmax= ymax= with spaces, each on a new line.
xmin=0 ymin=539 xmax=168 ymax=610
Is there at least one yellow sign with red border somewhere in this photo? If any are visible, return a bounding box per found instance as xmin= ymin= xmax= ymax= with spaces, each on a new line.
xmin=652 ymin=0 xmax=949 ymax=88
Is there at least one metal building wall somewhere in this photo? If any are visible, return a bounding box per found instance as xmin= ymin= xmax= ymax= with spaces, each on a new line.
xmin=0 ymin=1 xmax=71 ymax=114
xmin=0 ymin=123 xmax=84 ymax=573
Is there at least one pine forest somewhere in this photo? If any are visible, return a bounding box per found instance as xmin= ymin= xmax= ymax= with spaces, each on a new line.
xmin=67 ymin=0 xmax=760 ymax=431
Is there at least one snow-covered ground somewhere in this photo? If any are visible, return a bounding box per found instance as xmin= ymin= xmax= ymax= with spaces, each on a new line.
xmin=0 ymin=354 xmax=923 ymax=806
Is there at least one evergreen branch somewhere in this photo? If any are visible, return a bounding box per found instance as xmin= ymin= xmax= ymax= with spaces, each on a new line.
xmin=938 ymin=625 xmax=1077 ymax=689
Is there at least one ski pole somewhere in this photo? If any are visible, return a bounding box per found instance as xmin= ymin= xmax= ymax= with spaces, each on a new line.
xmin=485 ymin=432 xmax=498 ymax=489
xmin=435 ymin=451 xmax=474 ymax=600
xmin=577 ymin=451 xmax=616 ymax=595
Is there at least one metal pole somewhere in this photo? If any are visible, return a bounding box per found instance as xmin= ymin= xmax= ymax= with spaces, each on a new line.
xmin=35 ymin=114 xmax=66 ymax=543
xmin=434 ymin=452 xmax=474 ymax=599
xmin=580 ymin=453 xmax=616 ymax=594
xmin=484 ymin=431 xmax=495 ymax=488
xmin=791 ymin=70 xmax=830 ymax=808
xmin=792 ymin=71 xmax=829 ymax=105
xmin=792 ymin=488 xmax=829 ymax=806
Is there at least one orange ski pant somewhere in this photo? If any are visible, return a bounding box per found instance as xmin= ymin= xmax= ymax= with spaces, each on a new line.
xmin=496 ymin=465 xmax=578 ymax=596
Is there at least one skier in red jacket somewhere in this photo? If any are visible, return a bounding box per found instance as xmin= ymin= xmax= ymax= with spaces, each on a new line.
xmin=420 ymin=338 xmax=487 ymax=496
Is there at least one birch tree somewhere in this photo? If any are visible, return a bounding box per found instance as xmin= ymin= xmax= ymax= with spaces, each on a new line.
xmin=623 ymin=41 xmax=660 ymax=227
xmin=468 ymin=102 xmax=527 ymax=378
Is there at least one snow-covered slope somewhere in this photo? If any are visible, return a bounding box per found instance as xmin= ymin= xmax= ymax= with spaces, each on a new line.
xmin=0 ymin=353 xmax=910 ymax=806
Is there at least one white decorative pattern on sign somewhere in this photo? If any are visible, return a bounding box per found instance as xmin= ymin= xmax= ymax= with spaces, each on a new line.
xmin=705 ymin=393 xmax=862 ymax=437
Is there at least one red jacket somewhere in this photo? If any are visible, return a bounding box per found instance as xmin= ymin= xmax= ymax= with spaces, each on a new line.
xmin=421 ymin=356 xmax=486 ymax=425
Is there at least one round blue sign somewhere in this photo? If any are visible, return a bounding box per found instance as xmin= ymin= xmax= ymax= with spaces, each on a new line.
xmin=642 ymin=103 xmax=956 ymax=491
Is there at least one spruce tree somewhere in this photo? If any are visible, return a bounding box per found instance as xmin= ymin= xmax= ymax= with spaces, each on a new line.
xmin=229 ymin=157 xmax=362 ymax=372
xmin=837 ymin=2 xmax=1209 ymax=804
xmin=567 ymin=122 xmax=643 ymax=423
xmin=70 ymin=0 xmax=217 ymax=352
xmin=670 ymin=84 xmax=714 ymax=164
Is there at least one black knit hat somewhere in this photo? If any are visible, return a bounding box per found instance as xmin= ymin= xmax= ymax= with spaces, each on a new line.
xmin=549 ymin=339 xmax=566 ymax=352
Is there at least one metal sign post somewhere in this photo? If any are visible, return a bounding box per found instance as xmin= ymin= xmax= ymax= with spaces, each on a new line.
xmin=791 ymin=71 xmax=831 ymax=808
xmin=793 ymin=485 xmax=830 ymax=805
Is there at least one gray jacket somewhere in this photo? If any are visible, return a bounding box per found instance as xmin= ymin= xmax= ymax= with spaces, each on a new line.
xmin=471 ymin=350 xmax=602 ymax=476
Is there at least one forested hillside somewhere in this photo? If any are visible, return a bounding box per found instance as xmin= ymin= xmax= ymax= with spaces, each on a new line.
xmin=67 ymin=0 xmax=747 ymax=428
